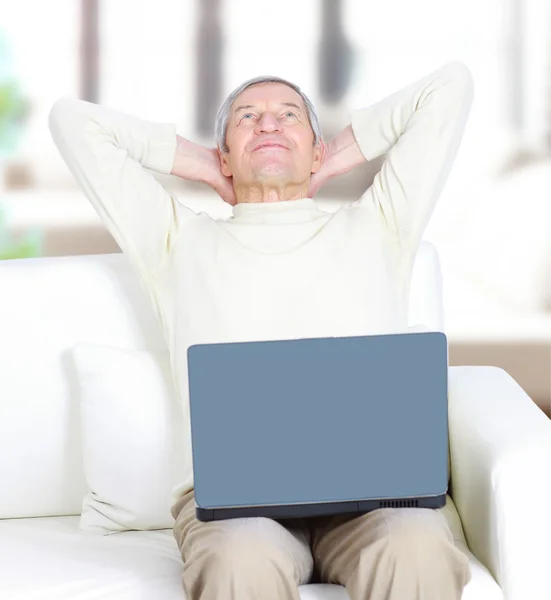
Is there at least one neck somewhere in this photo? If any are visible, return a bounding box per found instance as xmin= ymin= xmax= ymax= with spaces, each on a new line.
xmin=233 ymin=181 xmax=310 ymax=204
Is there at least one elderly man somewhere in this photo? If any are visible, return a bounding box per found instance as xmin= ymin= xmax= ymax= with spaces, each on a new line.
xmin=49 ymin=59 xmax=474 ymax=600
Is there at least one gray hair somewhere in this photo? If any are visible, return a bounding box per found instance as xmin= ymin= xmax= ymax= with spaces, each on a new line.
xmin=214 ymin=75 xmax=323 ymax=153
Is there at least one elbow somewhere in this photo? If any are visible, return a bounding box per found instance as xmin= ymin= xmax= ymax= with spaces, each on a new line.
xmin=444 ymin=60 xmax=475 ymax=99
xmin=444 ymin=60 xmax=473 ymax=80
xmin=48 ymin=96 xmax=78 ymax=135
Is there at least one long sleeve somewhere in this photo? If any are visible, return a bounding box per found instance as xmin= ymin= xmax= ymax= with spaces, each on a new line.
xmin=351 ymin=61 xmax=474 ymax=252
xmin=48 ymin=97 xmax=197 ymax=275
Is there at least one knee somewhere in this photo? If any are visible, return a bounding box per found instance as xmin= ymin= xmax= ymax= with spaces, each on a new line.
xmin=359 ymin=508 xmax=467 ymax=570
xmin=384 ymin=508 xmax=451 ymax=555
xmin=190 ymin=527 xmax=297 ymax=581
xmin=348 ymin=509 xmax=471 ymax=599
xmin=214 ymin=535 xmax=280 ymax=569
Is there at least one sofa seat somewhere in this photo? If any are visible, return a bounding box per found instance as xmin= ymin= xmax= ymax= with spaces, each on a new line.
xmin=0 ymin=515 xmax=502 ymax=600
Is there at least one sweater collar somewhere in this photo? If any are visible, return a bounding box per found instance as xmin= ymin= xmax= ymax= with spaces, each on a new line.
xmin=231 ymin=198 xmax=318 ymax=219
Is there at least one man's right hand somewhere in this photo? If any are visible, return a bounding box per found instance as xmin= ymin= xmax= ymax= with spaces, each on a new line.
xmin=171 ymin=136 xmax=237 ymax=206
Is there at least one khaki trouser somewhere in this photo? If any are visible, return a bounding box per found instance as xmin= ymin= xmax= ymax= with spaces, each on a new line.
xmin=171 ymin=490 xmax=471 ymax=600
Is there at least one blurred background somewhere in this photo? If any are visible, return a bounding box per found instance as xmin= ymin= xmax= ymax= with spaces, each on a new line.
xmin=0 ymin=0 xmax=549 ymax=412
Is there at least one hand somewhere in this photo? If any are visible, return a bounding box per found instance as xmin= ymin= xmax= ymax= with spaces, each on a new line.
xmin=308 ymin=126 xmax=367 ymax=198
xmin=307 ymin=139 xmax=332 ymax=198
xmin=205 ymin=148 xmax=237 ymax=206
xmin=171 ymin=136 xmax=237 ymax=206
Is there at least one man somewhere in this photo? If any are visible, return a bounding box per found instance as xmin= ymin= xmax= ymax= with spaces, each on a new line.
xmin=49 ymin=59 xmax=474 ymax=600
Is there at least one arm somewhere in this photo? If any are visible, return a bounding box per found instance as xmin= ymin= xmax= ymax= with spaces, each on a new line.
xmin=448 ymin=365 xmax=551 ymax=600
xmin=49 ymin=97 xmax=200 ymax=275
xmin=314 ymin=61 xmax=474 ymax=251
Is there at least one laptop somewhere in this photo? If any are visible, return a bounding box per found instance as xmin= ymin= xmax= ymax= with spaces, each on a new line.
xmin=187 ymin=331 xmax=449 ymax=522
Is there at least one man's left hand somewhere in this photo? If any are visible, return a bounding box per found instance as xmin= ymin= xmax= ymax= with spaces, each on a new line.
xmin=307 ymin=126 xmax=366 ymax=198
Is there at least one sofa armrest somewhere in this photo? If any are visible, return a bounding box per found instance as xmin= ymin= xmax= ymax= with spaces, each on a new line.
xmin=448 ymin=365 xmax=551 ymax=600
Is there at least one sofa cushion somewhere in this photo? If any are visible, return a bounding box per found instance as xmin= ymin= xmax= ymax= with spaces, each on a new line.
xmin=71 ymin=344 xmax=186 ymax=533
xmin=0 ymin=514 xmax=502 ymax=600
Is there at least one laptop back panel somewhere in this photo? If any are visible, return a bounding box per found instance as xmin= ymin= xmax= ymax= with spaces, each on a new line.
xmin=188 ymin=332 xmax=448 ymax=519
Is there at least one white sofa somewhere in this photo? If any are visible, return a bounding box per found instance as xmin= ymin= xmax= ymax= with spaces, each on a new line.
xmin=1 ymin=241 xmax=550 ymax=600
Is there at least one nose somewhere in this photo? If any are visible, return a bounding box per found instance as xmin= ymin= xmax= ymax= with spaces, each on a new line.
xmin=255 ymin=112 xmax=282 ymax=134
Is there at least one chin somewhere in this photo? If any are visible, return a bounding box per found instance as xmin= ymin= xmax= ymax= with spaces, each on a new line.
xmin=254 ymin=164 xmax=292 ymax=178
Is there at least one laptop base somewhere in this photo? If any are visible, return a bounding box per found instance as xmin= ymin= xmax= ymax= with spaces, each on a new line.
xmin=196 ymin=494 xmax=446 ymax=522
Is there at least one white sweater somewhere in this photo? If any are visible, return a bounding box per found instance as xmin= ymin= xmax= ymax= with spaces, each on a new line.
xmin=49 ymin=61 xmax=474 ymax=502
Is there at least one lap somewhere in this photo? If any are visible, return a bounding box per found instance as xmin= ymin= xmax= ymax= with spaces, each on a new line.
xmin=171 ymin=491 xmax=466 ymax=587
xmin=173 ymin=491 xmax=457 ymax=558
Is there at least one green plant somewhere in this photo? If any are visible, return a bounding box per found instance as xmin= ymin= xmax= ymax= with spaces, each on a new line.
xmin=0 ymin=81 xmax=29 ymax=158
xmin=0 ymin=202 xmax=42 ymax=260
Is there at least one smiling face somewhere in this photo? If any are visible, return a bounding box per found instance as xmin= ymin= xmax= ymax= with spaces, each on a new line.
xmin=219 ymin=82 xmax=322 ymax=191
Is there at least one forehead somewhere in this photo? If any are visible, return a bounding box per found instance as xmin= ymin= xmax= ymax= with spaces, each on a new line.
xmin=232 ymin=82 xmax=305 ymax=112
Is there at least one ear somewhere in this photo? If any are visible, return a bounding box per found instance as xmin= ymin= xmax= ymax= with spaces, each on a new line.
xmin=310 ymin=139 xmax=326 ymax=175
xmin=218 ymin=147 xmax=233 ymax=177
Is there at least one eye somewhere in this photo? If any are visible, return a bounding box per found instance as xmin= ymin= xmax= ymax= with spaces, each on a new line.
xmin=242 ymin=113 xmax=254 ymax=119
xmin=284 ymin=111 xmax=297 ymax=118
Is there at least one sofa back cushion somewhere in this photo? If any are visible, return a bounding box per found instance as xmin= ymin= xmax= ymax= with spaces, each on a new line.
xmin=0 ymin=242 xmax=443 ymax=518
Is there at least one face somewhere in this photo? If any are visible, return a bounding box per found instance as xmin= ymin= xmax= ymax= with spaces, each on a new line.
xmin=219 ymin=82 xmax=322 ymax=188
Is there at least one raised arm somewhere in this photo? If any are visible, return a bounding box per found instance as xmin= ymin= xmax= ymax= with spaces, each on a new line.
xmin=49 ymin=97 xmax=204 ymax=275
xmin=317 ymin=61 xmax=474 ymax=251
